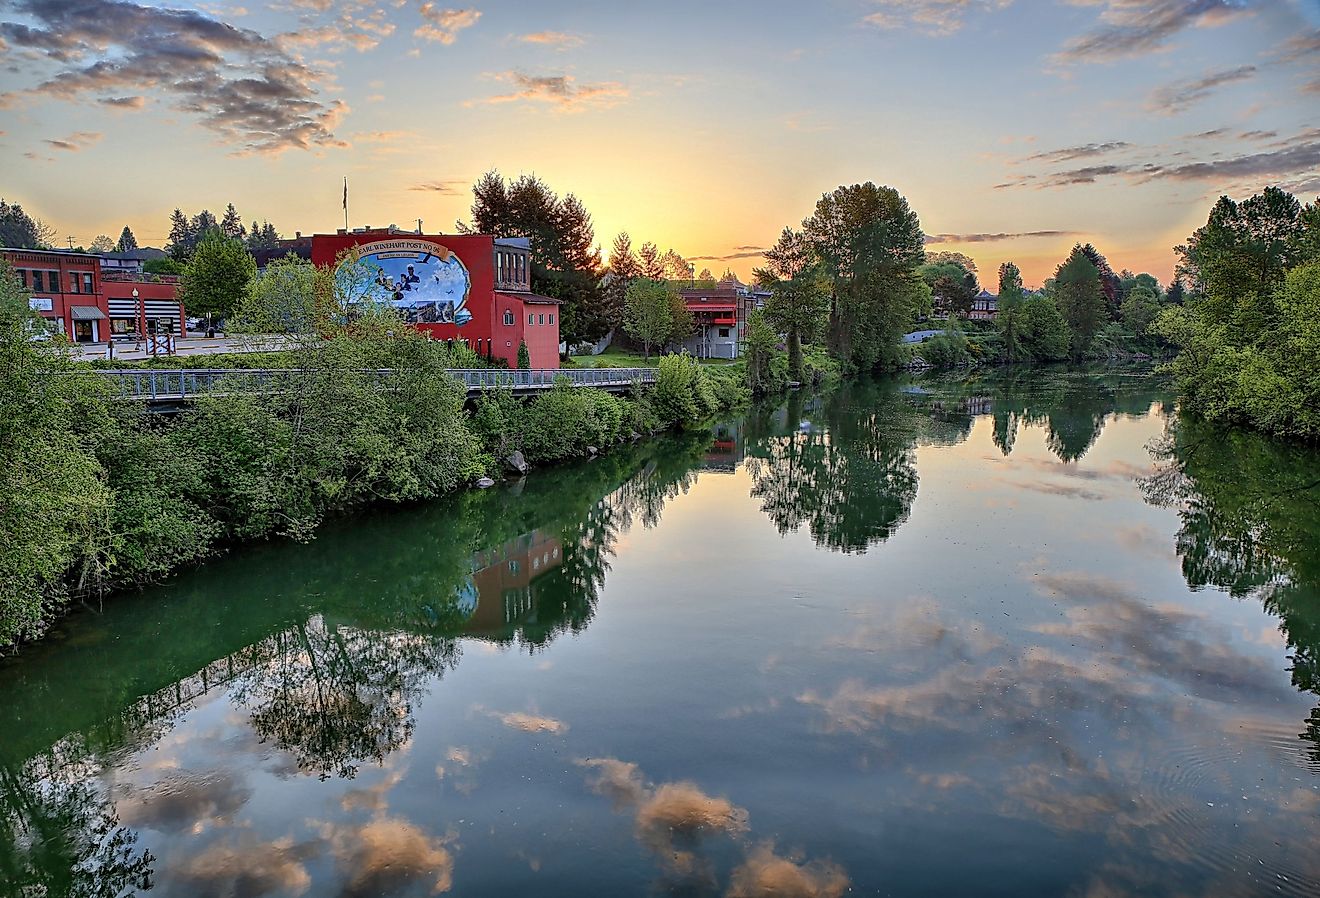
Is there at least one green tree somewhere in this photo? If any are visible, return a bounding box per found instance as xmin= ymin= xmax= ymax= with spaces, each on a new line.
xmin=1020 ymin=295 xmax=1071 ymax=360
xmin=179 ymin=232 xmax=257 ymax=323
xmin=622 ymin=278 xmax=680 ymax=359
xmin=233 ymin=254 xmax=330 ymax=335
xmin=996 ymin=262 xmax=1026 ymax=361
xmin=220 ymin=202 xmax=246 ymax=240
xmin=802 ymin=182 xmax=927 ymax=371
xmin=603 ymin=232 xmax=640 ymax=328
xmin=517 ymin=340 xmax=531 ymax=369
xmin=143 ymin=257 xmax=184 ymax=276
xmin=88 ymin=235 xmax=115 ymax=254
xmin=756 ymin=226 xmax=830 ymax=381
xmin=1120 ymin=285 xmax=1160 ymax=336
xmin=468 ymin=171 xmax=605 ymax=346
xmin=743 ymin=309 xmax=784 ymax=396
xmin=0 ymin=261 xmax=112 ymax=647
xmin=1158 ymin=188 xmax=1320 ymax=438
xmin=0 ymin=198 xmax=54 ymax=249
xmin=1054 ymin=245 xmax=1107 ymax=357
xmin=116 ymin=225 xmax=138 ymax=253
xmin=166 ymin=208 xmax=192 ymax=260
xmin=637 ymin=241 xmax=665 ymax=280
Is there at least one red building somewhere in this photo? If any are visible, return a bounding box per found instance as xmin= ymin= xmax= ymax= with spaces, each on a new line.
xmin=2 ymin=246 xmax=187 ymax=342
xmin=309 ymin=228 xmax=561 ymax=369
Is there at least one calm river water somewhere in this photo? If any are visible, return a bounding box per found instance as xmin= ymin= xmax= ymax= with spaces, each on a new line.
xmin=3 ymin=369 xmax=1319 ymax=897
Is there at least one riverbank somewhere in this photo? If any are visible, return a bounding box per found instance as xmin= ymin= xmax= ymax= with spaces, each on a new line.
xmin=1 ymin=319 xmax=747 ymax=653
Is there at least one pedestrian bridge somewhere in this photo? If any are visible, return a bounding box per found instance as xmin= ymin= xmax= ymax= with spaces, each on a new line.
xmin=88 ymin=366 xmax=658 ymax=405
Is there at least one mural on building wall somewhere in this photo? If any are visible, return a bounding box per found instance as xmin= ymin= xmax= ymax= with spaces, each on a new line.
xmin=338 ymin=238 xmax=473 ymax=326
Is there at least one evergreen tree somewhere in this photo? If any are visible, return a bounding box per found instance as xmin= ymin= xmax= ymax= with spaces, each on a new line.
xmin=1079 ymin=243 xmax=1121 ymax=318
xmin=1054 ymin=246 xmax=1107 ymax=357
xmin=0 ymin=199 xmax=55 ymax=249
xmin=116 ymin=226 xmax=138 ymax=253
xmin=517 ymin=340 xmax=530 ymax=369
xmin=220 ymin=203 xmax=246 ymax=240
xmin=166 ymin=208 xmax=191 ymax=260
xmin=467 ymin=170 xmax=606 ymax=345
xmin=637 ymin=242 xmax=665 ymax=280
xmin=603 ymin=232 xmax=640 ymax=328
xmin=996 ymin=262 xmax=1026 ymax=361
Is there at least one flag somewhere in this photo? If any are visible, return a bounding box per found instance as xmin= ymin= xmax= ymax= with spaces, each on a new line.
xmin=342 ymin=177 xmax=347 ymax=210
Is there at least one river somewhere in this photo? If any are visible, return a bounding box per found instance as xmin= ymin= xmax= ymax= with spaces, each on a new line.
xmin=2 ymin=368 xmax=1318 ymax=897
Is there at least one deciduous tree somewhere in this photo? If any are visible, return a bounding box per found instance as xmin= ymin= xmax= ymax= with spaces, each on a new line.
xmin=756 ymin=227 xmax=829 ymax=380
xmin=179 ymin=232 xmax=257 ymax=323
xmin=802 ymin=182 xmax=927 ymax=370
xmin=622 ymin=278 xmax=679 ymax=359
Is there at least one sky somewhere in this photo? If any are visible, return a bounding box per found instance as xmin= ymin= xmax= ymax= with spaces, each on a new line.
xmin=1 ymin=0 xmax=1318 ymax=287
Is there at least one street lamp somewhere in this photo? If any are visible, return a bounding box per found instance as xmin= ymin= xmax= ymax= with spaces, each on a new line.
xmin=132 ymin=287 xmax=144 ymax=353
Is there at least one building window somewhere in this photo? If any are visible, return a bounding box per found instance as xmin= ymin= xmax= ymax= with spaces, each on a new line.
xmin=549 ymin=314 xmax=554 ymax=325
xmin=17 ymin=269 xmax=27 ymax=288
xmin=83 ymin=273 xmax=93 ymax=293
xmin=528 ymin=313 xmax=534 ymax=325
xmin=49 ymin=271 xmax=60 ymax=292
xmin=719 ymin=328 xmax=730 ymax=337
xmin=28 ymin=270 xmax=41 ymax=291
xmin=538 ymin=314 xmax=544 ymax=325
xmin=503 ymin=310 xmax=514 ymax=326
xmin=69 ymin=272 xmax=79 ymax=293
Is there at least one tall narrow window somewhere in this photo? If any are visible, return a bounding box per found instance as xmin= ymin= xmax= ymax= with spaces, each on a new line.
xmin=503 ymin=309 xmax=515 ymax=326
xmin=528 ymin=313 xmax=534 ymax=325
xmin=538 ymin=314 xmax=544 ymax=325
xmin=69 ymin=272 xmax=79 ymax=293
xmin=83 ymin=273 xmax=93 ymax=293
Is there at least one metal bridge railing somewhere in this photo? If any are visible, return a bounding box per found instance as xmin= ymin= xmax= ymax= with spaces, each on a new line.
xmin=87 ymin=366 xmax=658 ymax=401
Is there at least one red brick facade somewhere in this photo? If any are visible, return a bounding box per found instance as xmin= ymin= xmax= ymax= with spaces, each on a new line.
xmin=2 ymin=247 xmax=186 ymax=342
xmin=309 ymin=229 xmax=560 ymax=369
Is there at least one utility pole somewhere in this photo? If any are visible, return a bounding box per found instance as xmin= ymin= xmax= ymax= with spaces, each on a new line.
xmin=416 ymin=218 xmax=423 ymax=234
xmin=67 ymin=235 xmax=74 ymax=249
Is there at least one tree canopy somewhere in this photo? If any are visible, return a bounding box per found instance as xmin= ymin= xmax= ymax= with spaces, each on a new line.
xmin=0 ymin=199 xmax=54 ymax=249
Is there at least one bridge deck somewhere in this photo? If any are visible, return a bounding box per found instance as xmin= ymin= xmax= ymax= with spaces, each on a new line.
xmin=83 ymin=366 xmax=658 ymax=403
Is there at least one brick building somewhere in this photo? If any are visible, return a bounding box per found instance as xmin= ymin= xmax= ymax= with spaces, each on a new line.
xmin=309 ymin=228 xmax=561 ymax=369
xmin=2 ymin=246 xmax=187 ymax=342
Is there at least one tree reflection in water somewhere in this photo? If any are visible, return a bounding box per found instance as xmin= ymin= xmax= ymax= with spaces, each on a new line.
xmin=1143 ymin=415 xmax=1320 ymax=762
xmin=0 ymin=751 xmax=154 ymax=897
xmin=744 ymin=385 xmax=921 ymax=554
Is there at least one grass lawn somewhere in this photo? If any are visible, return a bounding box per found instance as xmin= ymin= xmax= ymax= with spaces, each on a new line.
xmin=569 ymin=349 xmax=739 ymax=368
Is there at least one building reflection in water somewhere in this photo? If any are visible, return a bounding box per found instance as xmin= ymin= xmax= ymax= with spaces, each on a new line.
xmin=464 ymin=530 xmax=564 ymax=639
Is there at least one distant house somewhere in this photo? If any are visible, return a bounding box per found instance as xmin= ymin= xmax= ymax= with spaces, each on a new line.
xmin=97 ymin=247 xmax=169 ymax=277
xmin=679 ymin=286 xmax=741 ymax=359
xmin=970 ymin=289 xmax=998 ymax=320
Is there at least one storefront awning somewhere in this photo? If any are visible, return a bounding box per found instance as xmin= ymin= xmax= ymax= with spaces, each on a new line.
xmin=70 ymin=305 xmax=107 ymax=320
